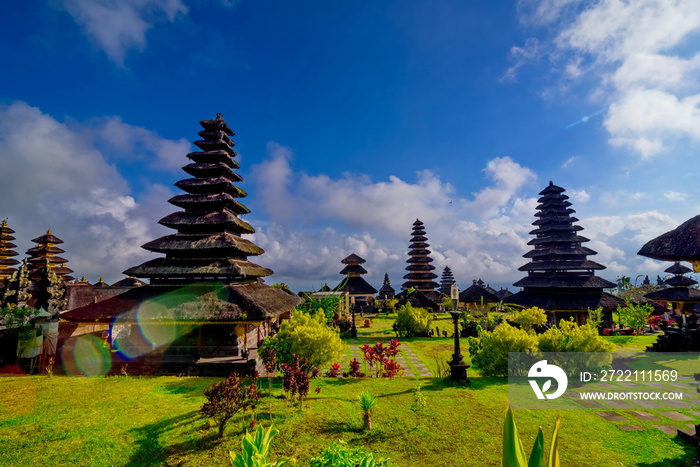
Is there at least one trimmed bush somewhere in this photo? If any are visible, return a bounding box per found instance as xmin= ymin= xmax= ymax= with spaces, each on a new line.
xmin=468 ymin=323 xmax=538 ymax=377
xmin=394 ymin=303 xmax=432 ymax=338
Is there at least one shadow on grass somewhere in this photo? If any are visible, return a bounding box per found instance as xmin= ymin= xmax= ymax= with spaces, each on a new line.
xmin=124 ymin=410 xmax=215 ymax=466
xmin=636 ymin=436 xmax=698 ymax=467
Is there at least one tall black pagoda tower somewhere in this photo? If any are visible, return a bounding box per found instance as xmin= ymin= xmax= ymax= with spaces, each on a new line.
xmin=402 ymin=219 xmax=439 ymax=293
xmin=506 ymin=182 xmax=623 ymax=324
xmin=0 ymin=220 xmax=20 ymax=282
xmin=125 ymin=115 xmax=272 ymax=284
xmin=26 ymin=230 xmax=74 ymax=282
xmin=439 ymin=266 xmax=455 ymax=296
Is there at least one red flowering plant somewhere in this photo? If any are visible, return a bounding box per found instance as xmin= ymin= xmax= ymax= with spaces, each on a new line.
xmin=359 ymin=340 xmax=403 ymax=377
xmin=326 ymin=362 xmax=341 ymax=377
xmin=344 ymin=358 xmax=365 ymax=377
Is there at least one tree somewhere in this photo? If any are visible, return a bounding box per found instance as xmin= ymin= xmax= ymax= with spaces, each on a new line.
xmin=358 ymin=391 xmax=379 ymax=431
xmin=201 ymin=373 xmax=261 ymax=438
xmin=298 ymin=294 xmax=341 ymax=324
xmin=259 ymin=311 xmax=344 ymax=372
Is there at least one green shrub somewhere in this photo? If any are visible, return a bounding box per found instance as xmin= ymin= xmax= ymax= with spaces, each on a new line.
xmin=201 ymin=373 xmax=261 ymax=438
xmin=538 ymin=320 xmax=614 ymax=375
xmin=309 ymin=440 xmax=397 ymax=467
xmin=260 ymin=311 xmax=345 ymax=371
xmin=394 ymin=303 xmax=432 ymax=338
xmin=616 ymin=302 xmax=653 ymax=334
xmin=468 ymin=323 xmax=538 ymax=377
xmin=510 ymin=306 xmax=547 ymax=333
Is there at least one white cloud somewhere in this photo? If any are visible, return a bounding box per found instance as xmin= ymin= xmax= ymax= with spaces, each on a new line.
xmin=561 ymin=156 xmax=576 ymax=168
xmin=510 ymin=0 xmax=700 ymax=158
xmin=568 ymin=189 xmax=590 ymax=203
xmin=0 ymin=102 xmax=173 ymax=282
xmin=664 ymin=191 xmax=686 ymax=202
xmin=62 ymin=0 xmax=188 ymax=64
xmin=501 ymin=38 xmax=543 ymax=83
xmin=249 ymin=145 xmax=539 ymax=290
xmin=95 ymin=116 xmax=191 ymax=170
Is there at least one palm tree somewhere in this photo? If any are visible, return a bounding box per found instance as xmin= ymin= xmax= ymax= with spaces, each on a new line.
xmin=358 ymin=391 xmax=378 ymax=431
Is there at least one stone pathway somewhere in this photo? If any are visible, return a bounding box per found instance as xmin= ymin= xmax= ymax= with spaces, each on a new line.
xmin=583 ymin=378 xmax=700 ymax=437
xmin=339 ymin=340 xmax=433 ymax=377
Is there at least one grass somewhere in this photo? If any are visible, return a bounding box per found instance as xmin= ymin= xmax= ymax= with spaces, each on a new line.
xmin=1 ymin=333 xmax=696 ymax=467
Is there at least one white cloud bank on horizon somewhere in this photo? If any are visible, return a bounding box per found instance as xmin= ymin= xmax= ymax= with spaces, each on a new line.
xmin=0 ymin=103 xmax=684 ymax=291
xmin=247 ymin=143 xmax=678 ymax=291
xmin=0 ymin=102 xmax=178 ymax=282
xmin=511 ymin=0 xmax=700 ymax=159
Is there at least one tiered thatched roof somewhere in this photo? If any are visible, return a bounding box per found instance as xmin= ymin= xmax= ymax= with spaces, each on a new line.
xmin=63 ymin=281 xmax=301 ymax=323
xmin=0 ymin=220 xmax=19 ymax=280
xmin=335 ymin=253 xmax=377 ymax=295
xmin=439 ymin=266 xmax=455 ymax=296
xmin=402 ymin=219 xmax=439 ymax=292
xmin=506 ymin=182 xmax=623 ymax=312
xmin=26 ymin=230 xmax=74 ymax=282
xmin=638 ymin=215 xmax=700 ymax=262
xmin=124 ymin=116 xmax=272 ymax=284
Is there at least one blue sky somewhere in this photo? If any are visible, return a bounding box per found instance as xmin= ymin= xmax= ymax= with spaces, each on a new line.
xmin=1 ymin=0 xmax=699 ymax=292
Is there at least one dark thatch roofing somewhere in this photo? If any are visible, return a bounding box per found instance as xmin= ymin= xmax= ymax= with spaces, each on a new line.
xmin=665 ymin=262 xmax=692 ymax=274
xmin=124 ymin=258 xmax=273 ymax=279
xmin=644 ymin=287 xmax=700 ymax=302
xmin=638 ymin=215 xmax=700 ymax=261
xmin=341 ymin=253 xmax=366 ymax=264
xmin=339 ymin=264 xmax=368 ymax=275
xmin=396 ymin=289 xmax=440 ymax=309
xmin=31 ymin=231 xmax=64 ymax=244
xmin=664 ymin=275 xmax=697 ymax=287
xmin=505 ymin=290 xmax=625 ymax=312
xmin=142 ymin=233 xmax=264 ymax=256
xmin=61 ymin=281 xmax=302 ymax=323
xmin=334 ymin=276 xmax=377 ymax=295
xmin=459 ymin=283 xmax=500 ymax=303
xmin=495 ymin=288 xmax=513 ymax=299
xmin=111 ymin=277 xmax=147 ymax=287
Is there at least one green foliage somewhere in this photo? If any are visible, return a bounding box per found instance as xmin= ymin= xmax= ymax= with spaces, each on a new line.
xmin=587 ymin=307 xmax=604 ymax=329
xmin=394 ymin=303 xmax=433 ymax=338
xmin=538 ymin=320 xmax=614 ymax=353
xmin=510 ymin=307 xmax=547 ymax=333
xmin=201 ymin=374 xmax=261 ymax=438
xmin=468 ymin=323 xmax=538 ymax=377
xmin=616 ymin=302 xmax=654 ymax=333
xmin=229 ymin=424 xmax=294 ymax=467
xmin=271 ymin=283 xmax=293 ymax=294
xmin=441 ymin=295 xmax=455 ymax=310
xmin=383 ymin=298 xmax=398 ymax=312
xmin=309 ymin=440 xmax=397 ymax=467
xmin=410 ymin=383 xmax=427 ymax=427
xmin=260 ymin=311 xmax=345 ymax=372
xmin=298 ymin=294 xmax=341 ymax=323
xmin=502 ymin=404 xmax=560 ymax=467
xmin=0 ymin=306 xmax=40 ymax=331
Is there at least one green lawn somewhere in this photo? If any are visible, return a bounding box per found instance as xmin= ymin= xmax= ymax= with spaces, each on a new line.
xmin=1 ymin=332 xmax=696 ymax=467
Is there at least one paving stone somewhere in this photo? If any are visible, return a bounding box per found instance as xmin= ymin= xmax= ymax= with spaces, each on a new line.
xmin=607 ymin=401 xmax=635 ymax=409
xmin=576 ymin=400 xmax=605 ymax=409
xmin=659 ymin=411 xmax=694 ymax=421
xmin=633 ymin=400 xmax=665 ymax=409
xmin=618 ymin=425 xmax=645 ymax=431
xmin=403 ymin=372 xmax=415 ymax=377
xmin=688 ymin=411 xmax=700 ymax=418
xmin=680 ymin=424 xmax=699 ymax=436
xmin=641 ymin=382 xmax=665 ymax=388
xmin=420 ymin=372 xmax=433 ymax=376
xmin=652 ymin=424 xmax=681 ymax=435
xmin=628 ymin=411 xmax=661 ymax=421
xmin=596 ymin=383 xmax=618 ymax=389
xmin=595 ymin=411 xmax=627 ymax=422
xmin=663 ymin=400 xmax=693 ymax=409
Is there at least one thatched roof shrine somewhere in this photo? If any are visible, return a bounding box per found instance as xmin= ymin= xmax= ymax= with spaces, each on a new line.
xmin=334 ymin=253 xmax=377 ymax=296
xmin=459 ymin=280 xmax=500 ymax=304
xmin=506 ymin=182 xmax=623 ymax=317
xmin=378 ymin=273 xmax=395 ymax=300
xmin=638 ymin=214 xmax=700 ymax=264
xmin=62 ymin=281 xmax=299 ymax=324
xmin=402 ymin=219 xmax=439 ymax=293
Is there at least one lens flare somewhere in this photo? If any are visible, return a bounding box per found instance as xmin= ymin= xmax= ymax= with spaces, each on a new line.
xmin=61 ymin=334 xmax=111 ymax=376
xmin=110 ymin=284 xmax=210 ymax=359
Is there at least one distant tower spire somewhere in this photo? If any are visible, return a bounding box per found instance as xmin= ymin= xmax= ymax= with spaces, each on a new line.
xmin=402 ymin=219 xmax=438 ymax=292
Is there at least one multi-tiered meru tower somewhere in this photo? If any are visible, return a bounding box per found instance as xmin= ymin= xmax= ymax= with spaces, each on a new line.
xmin=125 ymin=116 xmax=272 ymax=284
xmin=506 ymin=182 xmax=623 ymax=324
